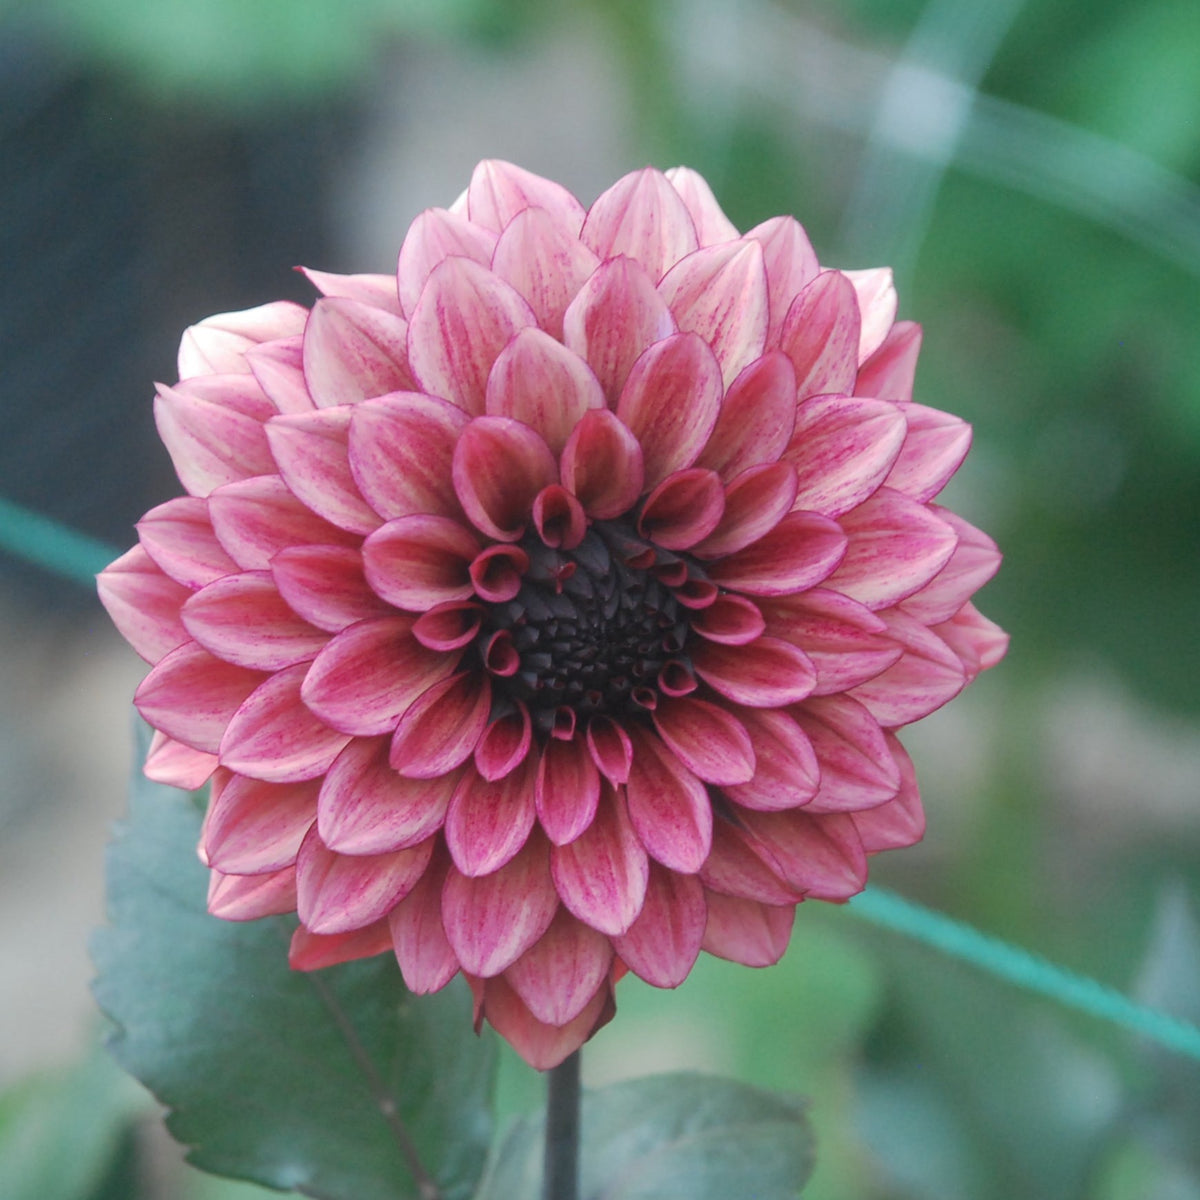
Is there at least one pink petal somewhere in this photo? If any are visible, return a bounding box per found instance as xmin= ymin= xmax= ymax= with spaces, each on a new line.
xmin=135 ymin=642 xmax=266 ymax=754
xmin=154 ymin=378 xmax=276 ymax=497
xmin=144 ymin=730 xmax=218 ymax=790
xmin=491 ymin=206 xmax=599 ymax=340
xmin=883 ymin=402 xmax=972 ymax=502
xmin=396 ymin=207 xmax=496 ymax=317
xmin=899 ymin=508 xmax=1001 ymax=624
xmin=532 ymin=486 xmax=587 ymax=551
xmin=469 ymin=545 xmax=528 ymax=603
xmin=182 ymin=570 xmax=327 ymax=671
xmin=302 ymin=297 xmax=414 ymax=407
xmin=625 ymin=726 xmax=713 ymax=870
xmin=586 ymin=715 xmax=633 ymax=786
xmin=581 ymin=167 xmax=699 ymax=281
xmin=442 ymin=833 xmax=558 ymax=975
xmin=759 ymin=589 xmax=903 ymax=695
xmin=445 ymin=757 xmax=537 ymax=876
xmin=289 ymin=920 xmax=394 ymax=970
xmin=452 ymin=416 xmax=557 ymax=540
xmin=319 ymin=736 xmax=458 ymax=855
xmin=208 ymin=866 xmax=297 ymax=921
xmin=701 ymin=892 xmax=795 ymax=966
xmin=690 ymin=594 xmax=765 ymax=645
xmin=561 ymin=256 xmax=677 ymax=401
xmin=474 ymin=704 xmax=533 ymax=782
xmin=178 ymin=301 xmax=307 ymax=378
xmin=665 ymin=167 xmax=740 ymax=245
xmin=738 ymin=808 xmax=868 ymax=900
xmin=300 ymin=267 xmax=402 ymax=315
xmin=551 ymin=785 xmax=649 ymax=935
xmin=361 ymin=514 xmax=481 ymax=610
xmin=301 ymin=615 xmax=459 ymax=736
xmin=412 ymin=601 xmax=483 ymax=651
xmin=296 ymin=825 xmax=434 ymax=935
xmin=700 ymin=820 xmax=803 ymax=905
xmin=824 ymin=487 xmax=958 ymax=610
xmin=407 ymin=257 xmax=537 ymax=415
xmin=612 ymin=864 xmax=706 ymax=988
xmin=536 ymin=736 xmax=601 ymax=846
xmin=506 ymin=908 xmax=614 ymax=1026
xmin=264 ymin=407 xmax=381 ymax=534
xmin=658 ymin=239 xmax=768 ymax=386
xmin=467 ymin=159 xmax=587 ymax=236
xmin=723 ymin=706 xmax=820 ymax=812
xmin=616 ymin=332 xmax=723 ymax=490
xmin=793 ymin=693 xmax=901 ymax=812
xmin=843 ymin=267 xmax=897 ymax=363
xmin=485 ymin=328 xmax=605 ymax=455
xmin=854 ymin=320 xmax=922 ymax=403
xmin=388 ymin=850 xmax=459 ymax=993
xmin=560 ymin=409 xmax=644 ymax=519
xmin=207 ymin=475 xmax=358 ymax=571
xmin=694 ymin=351 xmax=798 ymax=481
xmin=270 ymin=544 xmax=392 ymax=633
xmin=934 ymin=602 xmax=1009 ymax=679
xmin=691 ymin=461 xmax=798 ymax=559
xmin=137 ymin=497 xmax=238 ymax=589
xmin=779 ymin=270 xmax=861 ymax=398
xmin=637 ymin=468 xmax=725 ymax=550
xmin=849 ymin=608 xmax=966 ymax=726
xmin=203 ymin=772 xmax=319 ymax=874
xmin=470 ymin=972 xmax=613 ymax=1070
xmin=651 ymin=697 xmax=755 ymax=785
xmin=784 ymin=395 xmax=908 ymax=518
xmin=389 ymin=672 xmax=491 ymax=778
xmin=743 ymin=216 xmax=820 ymax=346
xmin=706 ymin=510 xmax=847 ymax=595
xmin=852 ymin=733 xmax=925 ymax=852
xmin=97 ymin=545 xmax=190 ymax=664
xmin=219 ymin=662 xmax=352 ymax=782
xmin=246 ymin=336 xmax=314 ymax=415
xmin=347 ymin=391 xmax=469 ymax=522
xmin=692 ymin=636 xmax=816 ymax=707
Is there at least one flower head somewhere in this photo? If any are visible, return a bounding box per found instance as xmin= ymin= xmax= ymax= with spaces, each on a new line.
xmin=99 ymin=162 xmax=1006 ymax=1068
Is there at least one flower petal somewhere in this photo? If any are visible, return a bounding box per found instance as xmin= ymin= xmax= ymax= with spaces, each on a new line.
xmin=389 ymin=850 xmax=459 ymax=993
xmin=665 ymin=166 xmax=740 ymax=245
xmin=445 ymin=756 xmax=538 ymax=877
xmin=723 ymin=707 xmax=820 ymax=811
xmin=843 ymin=266 xmax=897 ymax=363
xmin=706 ymin=510 xmax=846 ymax=595
xmin=852 ymin=733 xmax=925 ymax=852
xmin=97 ymin=545 xmax=190 ymax=664
xmin=581 ymin=167 xmax=699 ymax=281
xmin=270 ymin=544 xmax=392 ymax=633
xmin=361 ymin=514 xmax=481 ymax=610
xmin=219 ymin=661 xmax=351 ymax=782
xmin=562 ymin=256 xmax=676 ymax=401
xmin=586 ymin=715 xmax=633 ymax=786
xmin=637 ymin=468 xmax=725 ymax=550
xmin=616 ymin=331 xmax=723 ymax=490
xmin=289 ymin=921 xmax=395 ymax=970
xmin=784 ymin=395 xmax=908 ymax=518
xmin=652 ymin=697 xmax=755 ymax=785
xmin=934 ymin=602 xmax=1009 ymax=679
xmin=485 ymin=328 xmax=605 ymax=455
xmin=389 ymin=671 xmax=492 ymax=779
xmin=738 ymin=808 xmax=868 ymax=901
xmin=396 ymin=207 xmax=496 ymax=317
xmin=203 ymin=772 xmax=319 ymax=874
xmin=452 ymin=416 xmax=557 ymax=541
xmin=551 ymin=785 xmax=649 ymax=936
xmin=318 ymin=736 xmax=457 ymax=854
xmin=246 ymin=336 xmax=314 ymax=415
xmin=883 ymin=402 xmax=972 ymax=502
xmin=300 ymin=267 xmax=402 ymax=315
xmin=302 ymin=297 xmax=414 ymax=407
xmin=625 ymin=726 xmax=713 ymax=871
xmin=793 ymin=694 xmax=900 ymax=812
xmin=691 ymin=461 xmax=797 ymax=559
xmin=560 ymin=409 xmax=644 ymax=519
xmin=137 ymin=497 xmax=238 ymax=589
xmin=701 ymin=892 xmax=794 ymax=966
xmin=692 ymin=636 xmax=816 ymax=707
xmin=467 ymin=159 xmax=587 ymax=236
xmin=899 ymin=508 xmax=1001 ymax=624
xmin=779 ymin=270 xmax=861 ymax=398
xmin=301 ymin=615 xmax=459 ymax=736
xmin=296 ymin=826 xmax=434 ymax=935
xmin=536 ymin=735 xmax=601 ymax=845
xmin=743 ymin=216 xmax=820 ymax=346
xmin=442 ymin=833 xmax=558 ymax=976
xmin=506 ymin=907 xmax=614 ymax=1026
xmin=407 ymin=257 xmax=537 ymax=415
xmin=854 ymin=320 xmax=922 ymax=403
xmin=178 ymin=301 xmax=307 ymax=378
xmin=208 ymin=866 xmax=298 ymax=921
xmin=612 ymin=864 xmax=706 ymax=988
xmin=144 ymin=730 xmax=218 ymax=789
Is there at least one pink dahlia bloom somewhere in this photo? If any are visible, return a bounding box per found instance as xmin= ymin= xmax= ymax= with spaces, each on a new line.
xmin=98 ymin=162 xmax=1006 ymax=1068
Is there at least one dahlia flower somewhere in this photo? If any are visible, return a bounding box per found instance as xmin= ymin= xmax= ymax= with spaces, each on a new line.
xmin=98 ymin=161 xmax=1006 ymax=1069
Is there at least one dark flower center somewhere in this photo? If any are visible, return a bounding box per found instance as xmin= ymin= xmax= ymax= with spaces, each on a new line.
xmin=478 ymin=521 xmax=695 ymax=735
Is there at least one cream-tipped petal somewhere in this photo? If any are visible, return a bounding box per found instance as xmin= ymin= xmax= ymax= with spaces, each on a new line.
xmin=137 ymin=497 xmax=239 ymax=590
xmin=270 ymin=545 xmax=391 ymax=633
xmin=204 ymin=773 xmax=319 ymax=875
xmin=178 ymin=301 xmax=307 ymax=379
xmin=665 ymin=167 xmax=740 ymax=245
xmin=389 ymin=672 xmax=491 ymax=779
xmin=467 ymin=159 xmax=587 ymax=236
xmin=396 ymin=207 xmax=496 ymax=317
xmin=361 ymin=514 xmax=481 ymax=611
xmin=97 ymin=545 xmax=190 ymax=664
xmin=302 ymin=297 xmax=413 ymax=407
xmin=560 ymin=409 xmax=644 ymax=519
xmin=779 ymin=270 xmax=862 ymax=399
xmin=445 ymin=756 xmax=537 ymax=877
xmin=842 ymin=266 xmax=898 ymax=363
xmin=854 ymin=320 xmax=922 ymax=403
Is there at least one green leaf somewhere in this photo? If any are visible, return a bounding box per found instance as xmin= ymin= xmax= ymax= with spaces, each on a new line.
xmin=0 ymin=1042 xmax=144 ymax=1200
xmin=477 ymin=1072 xmax=814 ymax=1200
xmin=91 ymin=753 xmax=497 ymax=1200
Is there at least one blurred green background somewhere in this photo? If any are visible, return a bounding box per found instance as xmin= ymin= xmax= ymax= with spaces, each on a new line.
xmin=1 ymin=0 xmax=1198 ymax=1196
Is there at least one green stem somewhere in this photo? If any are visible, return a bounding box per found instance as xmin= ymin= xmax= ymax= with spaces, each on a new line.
xmin=543 ymin=1050 xmax=581 ymax=1200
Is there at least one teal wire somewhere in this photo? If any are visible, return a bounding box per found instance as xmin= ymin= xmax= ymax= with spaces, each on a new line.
xmin=5 ymin=492 xmax=1200 ymax=1063
xmin=847 ymin=886 xmax=1200 ymax=1061
xmin=0 ymin=495 xmax=120 ymax=588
